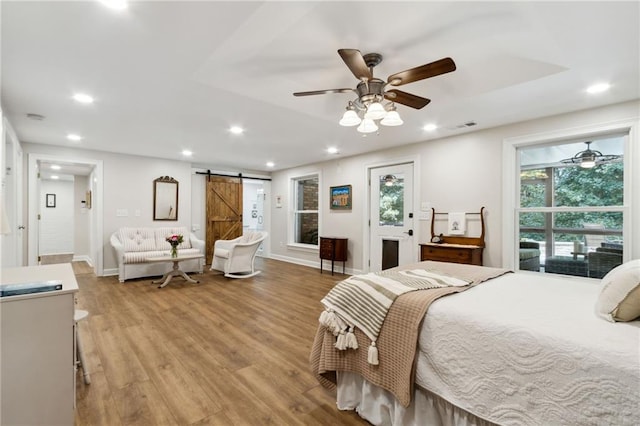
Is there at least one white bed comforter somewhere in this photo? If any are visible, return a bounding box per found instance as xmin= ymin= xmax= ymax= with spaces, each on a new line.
xmin=415 ymin=272 xmax=640 ymax=426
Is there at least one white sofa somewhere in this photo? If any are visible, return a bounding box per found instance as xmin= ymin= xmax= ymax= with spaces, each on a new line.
xmin=110 ymin=226 xmax=205 ymax=282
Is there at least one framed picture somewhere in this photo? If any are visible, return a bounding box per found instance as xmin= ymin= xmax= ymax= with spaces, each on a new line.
xmin=46 ymin=193 xmax=56 ymax=208
xmin=330 ymin=185 xmax=352 ymax=210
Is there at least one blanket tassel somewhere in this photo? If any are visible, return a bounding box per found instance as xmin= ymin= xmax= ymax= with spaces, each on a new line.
xmin=368 ymin=341 xmax=379 ymax=365
xmin=345 ymin=326 xmax=358 ymax=349
xmin=319 ymin=310 xmax=345 ymax=336
xmin=335 ymin=330 xmax=347 ymax=350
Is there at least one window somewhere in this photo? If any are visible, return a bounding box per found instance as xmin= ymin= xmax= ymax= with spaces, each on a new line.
xmin=291 ymin=174 xmax=319 ymax=246
xmin=518 ymin=136 xmax=625 ymax=277
xmin=378 ymin=174 xmax=405 ymax=226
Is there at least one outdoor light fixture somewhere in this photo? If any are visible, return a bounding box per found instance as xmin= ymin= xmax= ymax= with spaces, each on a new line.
xmin=383 ymin=174 xmax=397 ymax=186
xmin=561 ymin=141 xmax=621 ymax=169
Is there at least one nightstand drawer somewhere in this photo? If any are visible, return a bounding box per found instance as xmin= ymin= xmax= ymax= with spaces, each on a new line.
xmin=420 ymin=243 xmax=483 ymax=266
xmin=425 ymin=247 xmax=471 ymax=261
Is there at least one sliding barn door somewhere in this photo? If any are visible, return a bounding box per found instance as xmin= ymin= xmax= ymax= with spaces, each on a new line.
xmin=206 ymin=176 xmax=243 ymax=264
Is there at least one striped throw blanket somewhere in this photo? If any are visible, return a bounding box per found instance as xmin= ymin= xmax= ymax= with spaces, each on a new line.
xmin=319 ymin=269 xmax=470 ymax=364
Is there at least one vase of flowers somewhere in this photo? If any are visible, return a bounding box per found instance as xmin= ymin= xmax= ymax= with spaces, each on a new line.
xmin=166 ymin=234 xmax=184 ymax=258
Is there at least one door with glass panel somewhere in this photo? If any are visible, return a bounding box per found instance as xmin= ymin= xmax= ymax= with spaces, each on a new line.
xmin=369 ymin=163 xmax=414 ymax=272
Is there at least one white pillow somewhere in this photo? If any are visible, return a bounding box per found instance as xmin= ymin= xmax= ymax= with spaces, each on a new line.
xmin=595 ymin=259 xmax=640 ymax=322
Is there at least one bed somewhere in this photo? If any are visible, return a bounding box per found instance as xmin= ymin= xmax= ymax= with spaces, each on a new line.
xmin=311 ymin=260 xmax=640 ymax=426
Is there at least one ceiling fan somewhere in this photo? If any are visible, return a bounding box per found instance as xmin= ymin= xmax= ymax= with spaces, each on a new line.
xmin=293 ymin=49 xmax=456 ymax=133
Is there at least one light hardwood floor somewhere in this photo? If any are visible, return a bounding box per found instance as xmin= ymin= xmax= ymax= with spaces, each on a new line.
xmin=73 ymin=258 xmax=368 ymax=425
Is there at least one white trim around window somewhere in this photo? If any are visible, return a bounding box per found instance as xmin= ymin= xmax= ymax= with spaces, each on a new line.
xmin=288 ymin=171 xmax=321 ymax=249
xmin=502 ymin=117 xmax=640 ymax=270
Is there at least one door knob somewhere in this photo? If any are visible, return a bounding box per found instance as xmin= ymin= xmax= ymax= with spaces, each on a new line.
xmin=18 ymin=225 xmax=26 ymax=230
xmin=404 ymin=229 xmax=414 ymax=236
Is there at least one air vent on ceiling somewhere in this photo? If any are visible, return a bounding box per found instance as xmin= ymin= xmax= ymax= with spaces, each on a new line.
xmin=26 ymin=113 xmax=45 ymax=121
xmin=444 ymin=121 xmax=477 ymax=130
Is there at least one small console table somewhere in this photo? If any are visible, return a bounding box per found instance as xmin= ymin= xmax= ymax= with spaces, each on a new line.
xmin=420 ymin=207 xmax=485 ymax=266
xmin=145 ymin=254 xmax=204 ymax=288
xmin=319 ymin=237 xmax=348 ymax=275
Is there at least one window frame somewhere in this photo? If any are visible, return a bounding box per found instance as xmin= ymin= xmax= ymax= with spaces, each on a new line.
xmin=288 ymin=172 xmax=320 ymax=250
xmin=502 ymin=118 xmax=638 ymax=271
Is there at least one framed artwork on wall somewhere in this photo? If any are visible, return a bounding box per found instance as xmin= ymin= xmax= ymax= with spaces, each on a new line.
xmin=330 ymin=185 xmax=352 ymax=210
xmin=46 ymin=193 xmax=56 ymax=208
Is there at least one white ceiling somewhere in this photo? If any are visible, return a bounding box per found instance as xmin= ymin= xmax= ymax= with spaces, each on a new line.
xmin=2 ymin=1 xmax=639 ymax=173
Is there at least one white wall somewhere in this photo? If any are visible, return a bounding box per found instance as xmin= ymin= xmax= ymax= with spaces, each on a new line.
xmin=39 ymin=179 xmax=74 ymax=255
xmin=269 ymin=100 xmax=640 ymax=272
xmin=18 ymin=99 xmax=639 ymax=274
xmin=22 ymin=144 xmax=193 ymax=273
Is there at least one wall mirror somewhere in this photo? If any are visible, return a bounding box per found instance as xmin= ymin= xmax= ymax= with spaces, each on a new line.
xmin=153 ymin=176 xmax=178 ymax=220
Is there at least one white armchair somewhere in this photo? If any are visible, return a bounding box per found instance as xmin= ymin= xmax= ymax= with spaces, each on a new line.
xmin=211 ymin=231 xmax=267 ymax=278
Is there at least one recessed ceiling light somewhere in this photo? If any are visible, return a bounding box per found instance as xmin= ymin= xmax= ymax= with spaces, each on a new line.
xmin=586 ymin=83 xmax=610 ymax=94
xmin=327 ymin=147 xmax=339 ymax=154
xmin=266 ymin=162 xmax=275 ymax=168
xmin=67 ymin=134 xmax=83 ymax=141
xmin=72 ymin=93 xmax=94 ymax=104
xmin=98 ymin=0 xmax=128 ymax=11
xmin=229 ymin=126 xmax=244 ymax=135
xmin=51 ymin=164 xmax=61 ymax=170
xmin=182 ymin=150 xmax=193 ymax=157
xmin=423 ymin=123 xmax=438 ymax=132
xmin=51 ymin=175 xmax=59 ymax=180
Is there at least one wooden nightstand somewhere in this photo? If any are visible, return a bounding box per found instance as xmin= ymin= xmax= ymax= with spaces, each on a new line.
xmin=319 ymin=237 xmax=348 ymax=275
xmin=420 ymin=207 xmax=485 ymax=266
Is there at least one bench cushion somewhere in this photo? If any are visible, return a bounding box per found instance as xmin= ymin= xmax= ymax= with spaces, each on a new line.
xmin=119 ymin=228 xmax=157 ymax=252
xmin=122 ymin=248 xmax=202 ymax=264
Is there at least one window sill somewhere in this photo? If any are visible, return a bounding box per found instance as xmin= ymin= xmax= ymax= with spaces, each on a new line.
xmin=287 ymin=243 xmax=318 ymax=253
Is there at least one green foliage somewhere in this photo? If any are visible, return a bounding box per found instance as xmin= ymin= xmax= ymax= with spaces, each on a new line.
xmin=379 ymin=180 xmax=404 ymax=225
xmin=520 ymin=162 xmax=624 ymax=241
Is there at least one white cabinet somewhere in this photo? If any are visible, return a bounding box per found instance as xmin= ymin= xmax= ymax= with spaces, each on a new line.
xmin=1 ymin=263 xmax=79 ymax=425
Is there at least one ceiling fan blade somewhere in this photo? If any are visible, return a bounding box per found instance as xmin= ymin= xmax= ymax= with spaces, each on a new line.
xmin=384 ymin=90 xmax=431 ymax=109
xmin=338 ymin=49 xmax=372 ymax=81
xmin=387 ymin=57 xmax=456 ymax=86
xmin=293 ymin=88 xmax=354 ymax=96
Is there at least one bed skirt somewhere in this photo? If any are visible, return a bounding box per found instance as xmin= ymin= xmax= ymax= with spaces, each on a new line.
xmin=337 ymin=372 xmax=497 ymax=426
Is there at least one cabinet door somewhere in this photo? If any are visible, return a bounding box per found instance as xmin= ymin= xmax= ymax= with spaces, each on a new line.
xmin=1 ymin=294 xmax=75 ymax=425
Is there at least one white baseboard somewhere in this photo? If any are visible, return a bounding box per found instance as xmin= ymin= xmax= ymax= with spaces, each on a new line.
xmin=267 ymin=254 xmax=361 ymax=276
xmin=72 ymin=254 xmax=93 ymax=266
xmin=101 ymin=268 xmax=119 ymax=277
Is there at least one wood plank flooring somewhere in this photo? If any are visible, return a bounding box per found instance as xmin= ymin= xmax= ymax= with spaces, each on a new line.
xmin=73 ymin=258 xmax=368 ymax=425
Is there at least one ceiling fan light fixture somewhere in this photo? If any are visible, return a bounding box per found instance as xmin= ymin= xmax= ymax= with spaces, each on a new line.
xmin=364 ymin=101 xmax=386 ymax=120
xmin=357 ymin=118 xmax=378 ymax=134
xmin=339 ymin=109 xmax=361 ymax=126
xmin=579 ymin=152 xmax=597 ymax=168
xmin=560 ymin=141 xmax=621 ymax=168
xmin=294 ymin=49 xmax=456 ymax=135
xmin=380 ymin=108 xmax=403 ymax=126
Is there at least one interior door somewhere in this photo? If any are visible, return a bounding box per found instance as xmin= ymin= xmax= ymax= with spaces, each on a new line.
xmin=206 ymin=176 xmax=243 ymax=264
xmin=369 ymin=163 xmax=414 ymax=271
